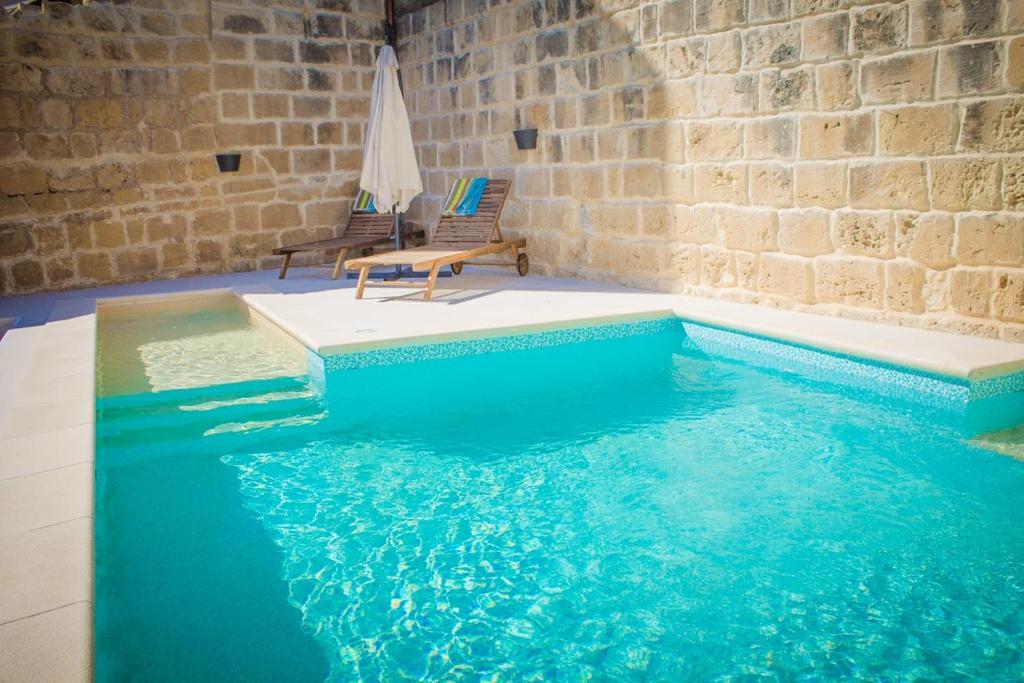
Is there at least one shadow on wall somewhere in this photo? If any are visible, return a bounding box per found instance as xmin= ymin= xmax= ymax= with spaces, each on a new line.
xmin=396 ymin=0 xmax=1024 ymax=342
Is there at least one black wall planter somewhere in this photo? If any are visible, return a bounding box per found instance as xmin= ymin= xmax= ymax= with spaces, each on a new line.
xmin=215 ymin=153 xmax=242 ymax=173
xmin=513 ymin=128 xmax=538 ymax=150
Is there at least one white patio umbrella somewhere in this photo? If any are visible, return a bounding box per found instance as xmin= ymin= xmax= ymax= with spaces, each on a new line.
xmin=359 ymin=45 xmax=422 ymax=217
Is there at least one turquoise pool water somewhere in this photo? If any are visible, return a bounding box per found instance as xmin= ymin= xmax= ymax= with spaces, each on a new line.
xmin=95 ymin=309 xmax=1024 ymax=681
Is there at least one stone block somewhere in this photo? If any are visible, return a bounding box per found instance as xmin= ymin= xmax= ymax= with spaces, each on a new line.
xmin=1010 ymin=36 xmax=1024 ymax=91
xmin=660 ymin=0 xmax=693 ymax=39
xmin=685 ymin=121 xmax=742 ymax=161
xmin=174 ymin=39 xmax=211 ymax=64
xmin=749 ymin=163 xmax=792 ymax=206
xmin=44 ymin=254 xmax=75 ymax=284
xmin=877 ymin=104 xmax=957 ymax=155
xmin=909 ymin=0 xmax=1001 ymax=46
xmin=893 ymin=211 xmax=954 ymax=270
xmin=885 ymin=260 xmax=925 ymax=313
xmin=24 ymin=133 xmax=69 ymax=160
xmin=91 ymin=220 xmax=126 ymax=249
xmin=0 ymin=63 xmax=43 ymax=94
xmin=798 ymin=112 xmax=872 ymax=159
xmin=261 ymin=203 xmax=302 ymax=229
xmin=11 ymin=259 xmax=44 ymax=290
xmin=992 ymin=271 xmax=1024 ymax=322
xmin=667 ymin=38 xmax=706 ymax=77
xmin=937 ymin=41 xmax=1003 ymax=97
xmin=847 ymin=161 xmax=929 ymax=211
xmin=793 ymin=162 xmax=846 ymax=208
xmin=694 ymin=164 xmax=748 ymax=204
xmin=140 ymin=13 xmax=175 ymax=36
xmin=694 ymin=0 xmax=745 ymax=32
xmin=851 ymin=3 xmax=908 ymax=54
xmin=802 ymin=12 xmax=848 ymax=61
xmin=955 ymin=215 xmax=1024 ymax=266
xmin=745 ymin=116 xmax=795 ymax=159
xmin=849 ymin=160 xmax=928 ymax=211
xmin=161 ymin=242 xmax=190 ymax=270
xmin=959 ymin=97 xmax=1024 ymax=152
xmin=38 ymin=99 xmax=72 ymax=129
xmin=180 ymin=69 xmax=211 ymax=96
xmin=76 ymin=99 xmax=123 ymax=128
xmin=674 ymin=205 xmax=715 ymax=243
xmin=668 ymin=243 xmax=702 ymax=286
xmin=816 ymin=61 xmax=858 ymax=110
xmin=759 ymin=253 xmax=814 ymax=302
xmin=833 ymin=210 xmax=893 ymax=257
xmin=741 ymin=22 xmax=800 ymax=69
xmin=949 ymin=268 xmax=990 ymax=316
xmin=1003 ymin=158 xmax=1024 ymax=210
xmin=930 ymin=158 xmax=1001 ymax=211
xmin=700 ymin=246 xmax=736 ymax=286
xmin=214 ymin=63 xmax=256 ymax=90
xmin=46 ymin=167 xmax=93 ymax=193
xmin=814 ymin=257 xmax=884 ymax=307
xmin=749 ymin=0 xmax=788 ymax=23
xmin=116 ymin=248 xmax=159 ymax=277
xmin=0 ymin=163 xmax=47 ymax=195
xmin=718 ymin=207 xmax=777 ymax=252
xmin=860 ymin=52 xmax=935 ymax=104
xmin=778 ymin=208 xmax=832 ymax=256
xmin=759 ymin=66 xmax=815 ymax=112
xmin=646 ymin=80 xmax=696 ymax=118
xmin=699 ymin=74 xmax=758 ymax=116
xmin=76 ymin=252 xmax=112 ymax=281
xmin=43 ymin=67 xmax=105 ymax=97
xmin=192 ymin=209 xmax=230 ymax=237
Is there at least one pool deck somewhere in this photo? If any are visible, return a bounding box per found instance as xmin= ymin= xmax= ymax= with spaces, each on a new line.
xmin=1 ymin=266 xmax=1023 ymax=681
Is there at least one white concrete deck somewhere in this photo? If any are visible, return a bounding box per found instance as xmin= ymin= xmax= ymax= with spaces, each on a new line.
xmin=1 ymin=265 xmax=1023 ymax=681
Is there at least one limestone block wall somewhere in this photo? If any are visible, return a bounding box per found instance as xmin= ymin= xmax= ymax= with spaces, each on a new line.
xmin=398 ymin=0 xmax=1024 ymax=341
xmin=0 ymin=0 xmax=382 ymax=295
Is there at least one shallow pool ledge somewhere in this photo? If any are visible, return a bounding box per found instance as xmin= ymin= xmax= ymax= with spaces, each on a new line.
xmin=671 ymin=296 xmax=1024 ymax=382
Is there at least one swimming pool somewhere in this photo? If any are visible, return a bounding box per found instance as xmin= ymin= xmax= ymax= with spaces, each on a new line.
xmin=95 ymin=297 xmax=1024 ymax=680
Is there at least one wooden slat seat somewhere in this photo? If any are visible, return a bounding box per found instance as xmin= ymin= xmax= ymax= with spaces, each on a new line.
xmin=344 ymin=178 xmax=526 ymax=301
xmin=272 ymin=212 xmax=396 ymax=280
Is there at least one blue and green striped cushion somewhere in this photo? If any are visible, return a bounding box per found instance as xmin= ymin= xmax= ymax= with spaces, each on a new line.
xmin=352 ymin=189 xmax=377 ymax=213
xmin=441 ymin=177 xmax=487 ymax=216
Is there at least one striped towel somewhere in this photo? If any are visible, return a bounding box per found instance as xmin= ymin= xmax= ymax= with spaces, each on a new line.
xmin=441 ymin=177 xmax=487 ymax=216
xmin=352 ymin=189 xmax=377 ymax=213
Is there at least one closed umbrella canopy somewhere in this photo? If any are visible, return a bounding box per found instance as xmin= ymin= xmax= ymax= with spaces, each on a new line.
xmin=359 ymin=45 xmax=422 ymax=214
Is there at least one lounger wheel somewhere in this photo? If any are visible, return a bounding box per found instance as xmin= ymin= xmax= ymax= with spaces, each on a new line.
xmin=516 ymin=253 xmax=529 ymax=276
xmin=450 ymin=261 xmax=463 ymax=275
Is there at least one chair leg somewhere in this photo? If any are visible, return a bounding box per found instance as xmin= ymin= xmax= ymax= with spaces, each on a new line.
xmin=355 ymin=266 xmax=370 ymax=299
xmin=331 ymin=249 xmax=348 ymax=280
xmin=278 ymin=253 xmax=292 ymax=279
xmin=423 ymin=262 xmax=441 ymax=301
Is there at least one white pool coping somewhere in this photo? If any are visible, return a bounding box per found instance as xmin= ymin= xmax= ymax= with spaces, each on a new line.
xmin=1 ymin=266 xmax=1022 ymax=680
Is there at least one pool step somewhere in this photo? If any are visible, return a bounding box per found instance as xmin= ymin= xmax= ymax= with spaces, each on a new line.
xmin=96 ymin=375 xmax=328 ymax=460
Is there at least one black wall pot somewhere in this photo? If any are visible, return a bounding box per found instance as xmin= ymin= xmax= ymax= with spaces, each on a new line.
xmin=215 ymin=153 xmax=242 ymax=172
xmin=513 ymin=128 xmax=538 ymax=150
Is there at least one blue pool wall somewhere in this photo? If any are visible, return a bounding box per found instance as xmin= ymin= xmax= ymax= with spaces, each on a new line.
xmin=304 ymin=316 xmax=1024 ymax=437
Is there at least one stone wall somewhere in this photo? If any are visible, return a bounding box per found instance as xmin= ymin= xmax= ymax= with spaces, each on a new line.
xmin=397 ymin=0 xmax=1024 ymax=341
xmin=0 ymin=0 xmax=382 ymax=295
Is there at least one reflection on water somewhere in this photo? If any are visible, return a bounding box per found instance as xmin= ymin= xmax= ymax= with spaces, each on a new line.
xmin=93 ymin=303 xmax=1024 ymax=682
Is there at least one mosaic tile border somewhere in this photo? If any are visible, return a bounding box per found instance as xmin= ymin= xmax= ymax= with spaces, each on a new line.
xmin=678 ymin=322 xmax=970 ymax=411
xmin=319 ymin=316 xmax=679 ymax=372
xmin=310 ymin=314 xmax=1022 ymax=423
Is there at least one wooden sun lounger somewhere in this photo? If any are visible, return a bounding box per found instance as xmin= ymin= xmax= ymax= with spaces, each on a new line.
xmin=343 ymin=179 xmax=527 ymax=301
xmin=272 ymin=212 xmax=396 ymax=280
